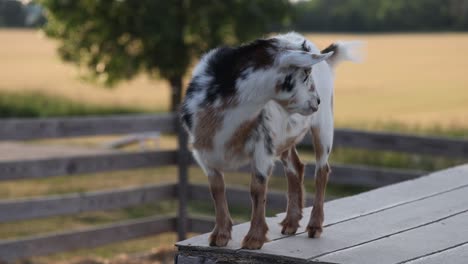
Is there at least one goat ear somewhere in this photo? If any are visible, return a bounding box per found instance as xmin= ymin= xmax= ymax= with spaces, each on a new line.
xmin=278 ymin=50 xmax=334 ymax=68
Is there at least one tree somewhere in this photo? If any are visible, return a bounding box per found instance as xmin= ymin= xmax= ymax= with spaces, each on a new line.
xmin=0 ymin=0 xmax=26 ymax=27
xmin=39 ymin=0 xmax=291 ymax=111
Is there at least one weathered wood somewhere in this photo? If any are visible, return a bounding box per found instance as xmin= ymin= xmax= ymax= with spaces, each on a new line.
xmin=0 ymin=113 xmax=176 ymax=140
xmin=316 ymin=211 xmax=468 ymax=264
xmin=300 ymin=129 xmax=468 ymax=158
xmin=0 ymin=183 xmax=176 ymax=222
xmin=189 ymin=183 xmax=315 ymax=212
xmin=258 ymin=185 xmax=468 ymax=261
xmin=177 ymin=128 xmax=190 ymax=241
xmin=405 ymin=243 xmax=468 ymax=264
xmin=0 ymin=150 xmax=177 ymax=181
xmin=0 ymin=216 xmax=176 ymax=262
xmin=177 ymin=164 xmax=468 ymax=252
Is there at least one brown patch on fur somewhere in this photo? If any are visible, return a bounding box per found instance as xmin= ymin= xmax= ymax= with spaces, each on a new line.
xmin=225 ymin=118 xmax=257 ymax=157
xmin=307 ymin=163 xmax=330 ymax=238
xmin=193 ymin=107 xmax=223 ymax=150
xmin=242 ymin=171 xmax=270 ymax=249
xmin=193 ymin=99 xmax=237 ymax=151
xmin=280 ymin=148 xmax=305 ymax=235
xmin=208 ymin=170 xmax=233 ymax=247
xmin=274 ymin=80 xmax=284 ymax=94
xmin=235 ymin=39 xmax=278 ymax=73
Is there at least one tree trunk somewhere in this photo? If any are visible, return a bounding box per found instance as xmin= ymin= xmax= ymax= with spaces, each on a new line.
xmin=169 ymin=75 xmax=183 ymax=112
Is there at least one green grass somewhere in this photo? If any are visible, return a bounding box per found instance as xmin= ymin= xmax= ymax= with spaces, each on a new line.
xmin=0 ymin=91 xmax=146 ymax=118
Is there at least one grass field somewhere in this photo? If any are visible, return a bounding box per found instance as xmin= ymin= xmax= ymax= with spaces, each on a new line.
xmin=1 ymin=30 xmax=468 ymax=129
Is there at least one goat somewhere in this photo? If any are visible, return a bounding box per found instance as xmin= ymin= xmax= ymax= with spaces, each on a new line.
xmin=180 ymin=32 xmax=362 ymax=249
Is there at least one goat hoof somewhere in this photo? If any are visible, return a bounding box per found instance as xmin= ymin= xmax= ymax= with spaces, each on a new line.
xmin=307 ymin=225 xmax=323 ymax=238
xmin=280 ymin=219 xmax=299 ymax=235
xmin=209 ymin=230 xmax=231 ymax=247
xmin=281 ymin=225 xmax=298 ymax=235
xmin=241 ymin=233 xmax=267 ymax=250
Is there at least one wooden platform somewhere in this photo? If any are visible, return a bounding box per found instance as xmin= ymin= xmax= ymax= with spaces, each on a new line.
xmin=176 ymin=164 xmax=468 ymax=264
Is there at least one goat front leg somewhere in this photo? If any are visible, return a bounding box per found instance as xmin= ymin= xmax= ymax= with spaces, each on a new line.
xmin=207 ymin=169 xmax=233 ymax=247
xmin=279 ymin=147 xmax=305 ymax=235
xmin=242 ymin=169 xmax=270 ymax=249
xmin=307 ymin=127 xmax=332 ymax=238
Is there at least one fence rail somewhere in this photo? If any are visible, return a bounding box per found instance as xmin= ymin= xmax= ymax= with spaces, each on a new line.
xmin=0 ymin=150 xmax=177 ymax=181
xmin=0 ymin=183 xmax=177 ymax=223
xmin=0 ymin=113 xmax=466 ymax=261
xmin=0 ymin=113 xmax=177 ymax=140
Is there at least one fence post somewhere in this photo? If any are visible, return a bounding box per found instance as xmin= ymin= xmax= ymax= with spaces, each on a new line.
xmin=176 ymin=122 xmax=190 ymax=241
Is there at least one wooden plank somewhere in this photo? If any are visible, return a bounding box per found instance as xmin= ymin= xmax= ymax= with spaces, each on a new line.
xmin=0 ymin=216 xmax=176 ymax=262
xmin=316 ymin=211 xmax=468 ymax=264
xmin=189 ymin=183 xmax=315 ymax=212
xmin=300 ymin=129 xmax=468 ymax=158
xmin=0 ymin=150 xmax=177 ymax=180
xmin=177 ymin=128 xmax=190 ymax=241
xmin=257 ymin=185 xmax=468 ymax=261
xmin=405 ymin=243 xmax=468 ymax=264
xmin=0 ymin=113 xmax=176 ymax=140
xmin=0 ymin=183 xmax=176 ymax=222
xmin=177 ymin=164 xmax=468 ymax=251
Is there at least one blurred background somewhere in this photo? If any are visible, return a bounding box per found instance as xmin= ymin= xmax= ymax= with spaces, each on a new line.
xmin=0 ymin=0 xmax=467 ymax=263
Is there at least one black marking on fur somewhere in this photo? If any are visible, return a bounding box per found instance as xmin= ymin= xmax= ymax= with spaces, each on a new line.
xmin=321 ymin=43 xmax=338 ymax=55
xmin=254 ymin=110 xmax=274 ymax=155
xmin=282 ymin=74 xmax=295 ymax=92
xmin=179 ymin=104 xmax=193 ymax=130
xmin=183 ymin=39 xmax=278 ymax=106
xmin=301 ymin=40 xmax=311 ymax=52
xmin=303 ymin=69 xmax=311 ymax=83
xmin=254 ymin=171 xmax=267 ymax=185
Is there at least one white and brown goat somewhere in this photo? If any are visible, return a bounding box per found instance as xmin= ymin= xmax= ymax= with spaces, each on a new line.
xmin=180 ymin=32 xmax=362 ymax=249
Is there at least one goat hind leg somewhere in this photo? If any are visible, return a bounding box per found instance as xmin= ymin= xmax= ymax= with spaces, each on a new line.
xmin=307 ymin=127 xmax=332 ymax=238
xmin=279 ymin=147 xmax=305 ymax=235
xmin=207 ymin=169 xmax=233 ymax=247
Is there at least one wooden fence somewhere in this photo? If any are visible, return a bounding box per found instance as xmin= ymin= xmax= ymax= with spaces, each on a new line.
xmin=0 ymin=113 xmax=467 ymax=262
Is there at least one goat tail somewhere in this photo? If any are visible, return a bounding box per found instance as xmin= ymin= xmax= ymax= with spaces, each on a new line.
xmin=321 ymin=41 xmax=365 ymax=69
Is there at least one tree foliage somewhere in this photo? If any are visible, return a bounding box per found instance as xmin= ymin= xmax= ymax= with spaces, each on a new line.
xmin=39 ymin=0 xmax=291 ymax=110
xmin=292 ymin=0 xmax=468 ymax=32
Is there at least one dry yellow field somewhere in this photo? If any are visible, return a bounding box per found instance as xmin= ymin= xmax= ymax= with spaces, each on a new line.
xmin=1 ymin=30 xmax=468 ymax=128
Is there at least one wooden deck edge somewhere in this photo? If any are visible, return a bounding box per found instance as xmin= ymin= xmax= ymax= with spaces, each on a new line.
xmin=175 ymin=245 xmax=318 ymax=264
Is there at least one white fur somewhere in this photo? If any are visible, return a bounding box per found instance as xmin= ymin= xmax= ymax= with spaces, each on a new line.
xmin=184 ymin=32 xmax=363 ymax=176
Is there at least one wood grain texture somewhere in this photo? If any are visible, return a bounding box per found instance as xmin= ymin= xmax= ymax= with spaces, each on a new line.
xmin=0 ymin=150 xmax=177 ymax=180
xmin=0 ymin=113 xmax=176 ymax=140
xmin=316 ymin=211 xmax=468 ymax=264
xmin=0 ymin=216 xmax=176 ymax=262
xmin=177 ymin=165 xmax=468 ymax=263
xmin=300 ymin=129 xmax=468 ymax=158
xmin=0 ymin=183 xmax=176 ymax=222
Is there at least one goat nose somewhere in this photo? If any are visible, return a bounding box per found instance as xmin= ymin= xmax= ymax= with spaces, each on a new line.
xmin=317 ymin=98 xmax=321 ymax=105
